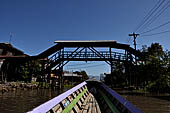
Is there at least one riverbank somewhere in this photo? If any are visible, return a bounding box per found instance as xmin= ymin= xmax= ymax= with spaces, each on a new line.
xmin=113 ymin=87 xmax=170 ymax=95
xmin=0 ymin=82 xmax=76 ymax=93
xmin=0 ymin=82 xmax=38 ymax=93
xmin=114 ymin=88 xmax=170 ymax=102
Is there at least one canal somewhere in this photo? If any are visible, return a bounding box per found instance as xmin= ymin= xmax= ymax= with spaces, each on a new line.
xmin=0 ymin=89 xmax=169 ymax=113
xmin=118 ymin=90 xmax=170 ymax=113
xmin=0 ymin=88 xmax=70 ymax=113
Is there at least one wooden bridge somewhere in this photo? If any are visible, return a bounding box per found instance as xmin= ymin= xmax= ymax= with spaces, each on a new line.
xmin=0 ymin=40 xmax=144 ymax=89
xmin=35 ymin=40 xmax=144 ymax=88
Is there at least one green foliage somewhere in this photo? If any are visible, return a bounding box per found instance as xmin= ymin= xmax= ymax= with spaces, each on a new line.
xmin=140 ymin=43 xmax=170 ymax=93
xmin=18 ymin=60 xmax=43 ymax=82
xmin=148 ymin=43 xmax=163 ymax=57
xmin=80 ymin=71 xmax=89 ymax=81
xmin=147 ymin=76 xmax=170 ymax=93
xmin=104 ymin=42 xmax=170 ymax=93
xmin=74 ymin=70 xmax=89 ymax=81
xmin=104 ymin=62 xmax=126 ymax=88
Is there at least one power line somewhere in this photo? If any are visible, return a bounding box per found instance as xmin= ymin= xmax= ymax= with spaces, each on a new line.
xmin=141 ymin=19 xmax=170 ymax=34
xmin=65 ymin=63 xmax=106 ymax=70
xmin=141 ymin=30 xmax=170 ymax=36
xmin=139 ymin=0 xmax=170 ymax=33
xmin=66 ymin=62 xmax=93 ymax=67
xmin=126 ymin=37 xmax=133 ymax=45
xmin=138 ymin=0 xmax=168 ymax=32
xmin=135 ymin=0 xmax=165 ymax=32
xmin=140 ymin=1 xmax=170 ymax=33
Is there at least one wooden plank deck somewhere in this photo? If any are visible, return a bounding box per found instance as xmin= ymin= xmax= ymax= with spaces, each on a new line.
xmin=79 ymin=93 xmax=101 ymax=113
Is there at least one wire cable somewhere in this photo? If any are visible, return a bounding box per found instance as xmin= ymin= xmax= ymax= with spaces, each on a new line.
xmin=134 ymin=0 xmax=165 ymax=32
xmin=66 ymin=62 xmax=93 ymax=67
xmin=139 ymin=0 xmax=170 ymax=33
xmin=141 ymin=30 xmax=170 ymax=36
xmin=141 ymin=19 xmax=170 ymax=34
xmin=65 ymin=63 xmax=106 ymax=70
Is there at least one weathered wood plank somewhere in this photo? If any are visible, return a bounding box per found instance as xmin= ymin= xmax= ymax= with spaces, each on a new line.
xmin=95 ymin=99 xmax=101 ymax=113
xmin=92 ymin=97 xmax=96 ymax=113
xmin=87 ymin=97 xmax=92 ymax=113
xmin=78 ymin=93 xmax=101 ymax=113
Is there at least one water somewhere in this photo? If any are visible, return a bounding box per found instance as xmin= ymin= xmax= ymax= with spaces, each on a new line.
xmin=122 ymin=95 xmax=170 ymax=113
xmin=118 ymin=91 xmax=170 ymax=113
xmin=0 ymin=88 xmax=69 ymax=113
xmin=0 ymin=89 xmax=169 ymax=113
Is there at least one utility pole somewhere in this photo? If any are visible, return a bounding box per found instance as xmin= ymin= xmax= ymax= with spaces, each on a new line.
xmin=128 ymin=32 xmax=139 ymax=88
xmin=128 ymin=32 xmax=140 ymax=64
xmin=128 ymin=33 xmax=139 ymax=51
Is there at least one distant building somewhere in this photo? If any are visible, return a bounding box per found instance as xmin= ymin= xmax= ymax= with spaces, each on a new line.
xmin=0 ymin=43 xmax=24 ymax=56
xmin=100 ymin=74 xmax=105 ymax=81
xmin=88 ymin=75 xmax=100 ymax=81
xmin=0 ymin=43 xmax=27 ymax=82
xmin=49 ymin=71 xmax=83 ymax=85
xmin=63 ymin=71 xmax=82 ymax=84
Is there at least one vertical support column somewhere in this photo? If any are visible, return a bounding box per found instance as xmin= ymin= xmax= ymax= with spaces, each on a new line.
xmin=128 ymin=52 xmax=132 ymax=87
xmin=41 ymin=60 xmax=45 ymax=88
xmin=109 ymin=47 xmax=113 ymax=74
xmin=58 ymin=65 xmax=61 ymax=89
xmin=61 ymin=48 xmax=64 ymax=88
xmin=0 ymin=59 xmax=4 ymax=82
xmin=28 ymin=60 xmax=32 ymax=82
xmin=125 ymin=50 xmax=127 ymax=61
xmin=58 ymin=49 xmax=61 ymax=89
xmin=59 ymin=66 xmax=63 ymax=89
xmin=59 ymin=48 xmax=64 ymax=89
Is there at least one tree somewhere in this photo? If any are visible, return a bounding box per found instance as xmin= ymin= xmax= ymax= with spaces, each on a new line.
xmin=18 ymin=59 xmax=42 ymax=82
xmin=148 ymin=43 xmax=163 ymax=57
xmin=104 ymin=62 xmax=126 ymax=88
xmin=80 ymin=71 xmax=89 ymax=81
xmin=102 ymin=42 xmax=170 ymax=93
xmin=140 ymin=43 xmax=170 ymax=93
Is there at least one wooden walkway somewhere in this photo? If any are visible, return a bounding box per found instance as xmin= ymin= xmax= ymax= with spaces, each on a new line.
xmin=79 ymin=93 xmax=101 ymax=113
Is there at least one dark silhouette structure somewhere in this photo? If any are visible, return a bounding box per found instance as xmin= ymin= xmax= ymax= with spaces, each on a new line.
xmin=0 ymin=43 xmax=28 ymax=82
xmin=0 ymin=41 xmax=144 ymax=87
xmin=36 ymin=40 xmax=143 ymax=88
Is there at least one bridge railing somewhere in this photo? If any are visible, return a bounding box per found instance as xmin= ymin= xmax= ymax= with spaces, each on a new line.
xmin=61 ymin=51 xmax=127 ymax=61
xmin=45 ymin=50 xmax=133 ymax=71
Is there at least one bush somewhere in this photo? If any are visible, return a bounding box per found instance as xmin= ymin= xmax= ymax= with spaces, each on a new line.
xmin=147 ymin=76 xmax=170 ymax=93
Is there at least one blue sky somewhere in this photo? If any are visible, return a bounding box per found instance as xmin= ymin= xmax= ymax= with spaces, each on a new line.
xmin=1 ymin=0 xmax=170 ymax=76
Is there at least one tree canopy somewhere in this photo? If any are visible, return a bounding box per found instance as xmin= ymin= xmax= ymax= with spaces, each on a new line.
xmin=104 ymin=43 xmax=170 ymax=93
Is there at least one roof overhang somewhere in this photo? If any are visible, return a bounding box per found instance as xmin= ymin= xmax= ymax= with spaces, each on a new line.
xmin=54 ymin=40 xmax=116 ymax=43
xmin=54 ymin=40 xmax=129 ymax=49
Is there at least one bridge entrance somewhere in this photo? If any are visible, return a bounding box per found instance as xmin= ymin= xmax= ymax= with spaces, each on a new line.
xmin=37 ymin=40 xmax=143 ymax=88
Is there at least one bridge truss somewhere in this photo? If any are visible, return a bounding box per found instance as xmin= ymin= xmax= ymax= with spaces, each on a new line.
xmin=37 ymin=40 xmax=143 ymax=88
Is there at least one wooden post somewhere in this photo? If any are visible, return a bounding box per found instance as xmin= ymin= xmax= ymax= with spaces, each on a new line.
xmin=109 ymin=47 xmax=113 ymax=74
